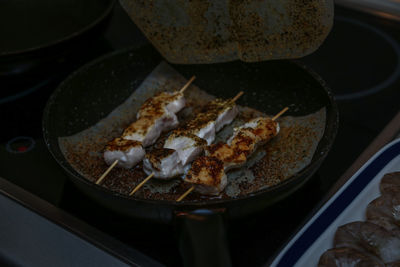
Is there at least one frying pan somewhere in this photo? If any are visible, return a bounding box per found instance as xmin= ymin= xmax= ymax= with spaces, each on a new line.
xmin=43 ymin=45 xmax=338 ymax=266
xmin=0 ymin=0 xmax=114 ymax=80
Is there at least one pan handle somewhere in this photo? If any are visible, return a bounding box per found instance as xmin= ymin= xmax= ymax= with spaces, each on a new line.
xmin=175 ymin=209 xmax=232 ymax=267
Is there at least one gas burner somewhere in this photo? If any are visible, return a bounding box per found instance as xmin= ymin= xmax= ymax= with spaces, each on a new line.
xmin=6 ymin=136 xmax=36 ymax=154
xmin=301 ymin=16 xmax=400 ymax=100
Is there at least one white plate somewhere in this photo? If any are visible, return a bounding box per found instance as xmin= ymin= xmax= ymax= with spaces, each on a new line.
xmin=271 ymin=138 xmax=400 ymax=267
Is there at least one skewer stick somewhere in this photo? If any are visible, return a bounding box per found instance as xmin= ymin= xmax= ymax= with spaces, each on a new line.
xmin=177 ymin=186 xmax=195 ymax=202
xmin=272 ymin=107 xmax=289 ymax=121
xmin=179 ymin=76 xmax=196 ymax=94
xmin=96 ymin=160 xmax=119 ymax=185
xmin=129 ymin=173 xmax=155 ymax=196
xmin=176 ymin=106 xmax=289 ymax=202
xmin=231 ymin=91 xmax=244 ymax=103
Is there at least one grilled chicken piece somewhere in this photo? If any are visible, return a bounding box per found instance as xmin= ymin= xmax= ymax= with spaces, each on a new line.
xmin=180 ymin=98 xmax=238 ymax=144
xmin=137 ymin=91 xmax=185 ymax=118
xmin=228 ymin=117 xmax=280 ymax=145
xmin=366 ymin=193 xmax=400 ymax=236
xmin=123 ymin=91 xmax=186 ymax=147
xmin=334 ymin=221 xmax=400 ymax=263
xmin=380 ymin=172 xmax=400 ymax=194
xmin=143 ymin=148 xmax=184 ymax=179
xmin=318 ymin=247 xmax=384 ymax=267
xmin=207 ymin=117 xmax=280 ymax=171
xmin=122 ymin=113 xmax=179 ymax=147
xmin=206 ymin=143 xmax=246 ymax=171
xmin=180 ymin=111 xmax=216 ymax=145
xmin=104 ymin=138 xmax=145 ymax=169
xmin=164 ymin=132 xmax=207 ymax=166
xmin=185 ymin=156 xmax=227 ymax=195
xmin=210 ymin=99 xmax=239 ymax=131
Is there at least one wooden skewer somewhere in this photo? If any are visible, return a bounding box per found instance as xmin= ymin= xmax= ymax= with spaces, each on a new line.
xmin=180 ymin=76 xmax=196 ymax=94
xmin=95 ymin=76 xmax=196 ymax=186
xmin=231 ymin=91 xmax=244 ymax=103
xmin=176 ymin=106 xmax=289 ymax=202
xmin=129 ymin=173 xmax=155 ymax=196
xmin=96 ymin=159 xmax=119 ymax=185
xmin=176 ymin=186 xmax=195 ymax=202
xmin=272 ymin=107 xmax=289 ymax=121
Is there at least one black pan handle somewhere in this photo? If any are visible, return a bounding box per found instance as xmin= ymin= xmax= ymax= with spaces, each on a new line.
xmin=175 ymin=208 xmax=232 ymax=267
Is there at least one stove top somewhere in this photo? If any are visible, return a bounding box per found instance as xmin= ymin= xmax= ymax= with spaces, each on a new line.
xmin=1 ymin=4 xmax=400 ymax=266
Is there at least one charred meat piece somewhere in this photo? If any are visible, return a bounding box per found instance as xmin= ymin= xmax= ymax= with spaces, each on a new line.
xmin=123 ymin=91 xmax=186 ymax=147
xmin=137 ymin=91 xmax=185 ymax=118
xmin=334 ymin=221 xmax=400 ymax=263
xmin=207 ymin=117 xmax=280 ymax=171
xmin=104 ymin=138 xmax=145 ymax=169
xmin=206 ymin=143 xmax=246 ymax=171
xmin=228 ymin=117 xmax=280 ymax=145
xmin=123 ymin=92 xmax=186 ymax=147
xmin=318 ymin=247 xmax=384 ymax=267
xmin=180 ymin=98 xmax=238 ymax=144
xmin=164 ymin=132 xmax=207 ymax=166
xmin=184 ymin=156 xmax=227 ymax=195
xmin=366 ymin=192 xmax=400 ymax=236
xmin=209 ymin=98 xmax=239 ymax=132
xmin=143 ymin=148 xmax=184 ymax=179
xmin=184 ymin=116 xmax=215 ymax=145
xmin=380 ymin=172 xmax=400 ymax=194
xmin=122 ymin=112 xmax=179 ymax=147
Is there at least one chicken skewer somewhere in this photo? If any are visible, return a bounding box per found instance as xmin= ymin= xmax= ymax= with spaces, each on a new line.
xmin=177 ymin=107 xmax=288 ymax=201
xmin=141 ymin=92 xmax=242 ymax=180
xmin=96 ymin=76 xmax=195 ymax=185
xmin=185 ymin=117 xmax=280 ymax=195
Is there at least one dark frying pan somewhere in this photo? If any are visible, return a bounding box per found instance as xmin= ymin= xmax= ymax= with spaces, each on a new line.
xmin=0 ymin=0 xmax=114 ymax=80
xmin=43 ymin=45 xmax=338 ymax=265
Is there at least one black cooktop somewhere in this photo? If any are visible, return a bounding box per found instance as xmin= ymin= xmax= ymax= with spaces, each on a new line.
xmin=1 ymin=4 xmax=400 ymax=266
